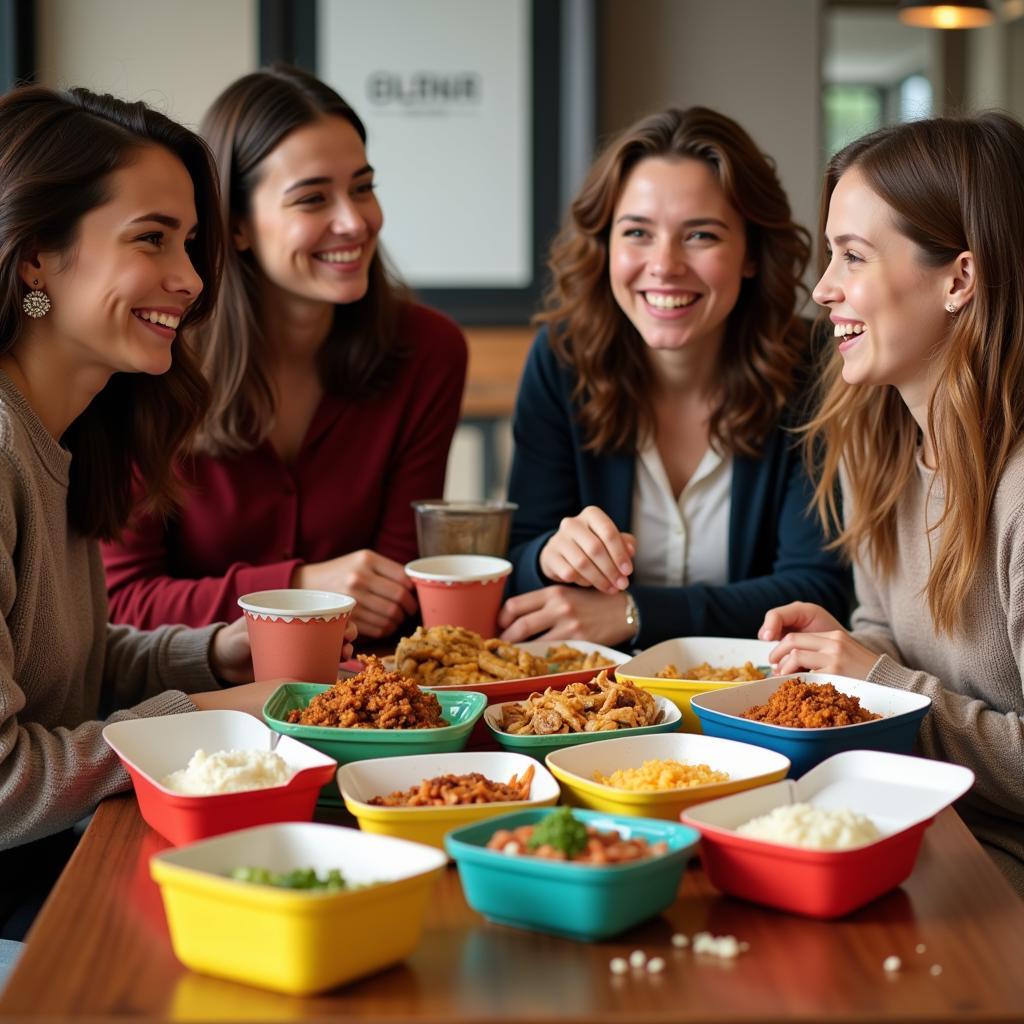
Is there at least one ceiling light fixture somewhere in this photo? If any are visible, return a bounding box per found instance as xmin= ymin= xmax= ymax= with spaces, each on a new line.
xmin=898 ymin=0 xmax=995 ymax=27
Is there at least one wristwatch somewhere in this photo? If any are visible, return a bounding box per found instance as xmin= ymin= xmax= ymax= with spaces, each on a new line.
xmin=623 ymin=591 xmax=640 ymax=645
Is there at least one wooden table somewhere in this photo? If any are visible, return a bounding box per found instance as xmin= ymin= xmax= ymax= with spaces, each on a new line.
xmin=3 ymin=798 xmax=1024 ymax=1023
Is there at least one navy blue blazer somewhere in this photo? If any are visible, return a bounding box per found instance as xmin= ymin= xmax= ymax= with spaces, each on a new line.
xmin=506 ymin=328 xmax=852 ymax=647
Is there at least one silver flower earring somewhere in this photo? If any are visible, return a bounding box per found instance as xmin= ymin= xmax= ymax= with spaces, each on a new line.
xmin=22 ymin=279 xmax=51 ymax=319
xmin=945 ymin=302 xmax=958 ymax=314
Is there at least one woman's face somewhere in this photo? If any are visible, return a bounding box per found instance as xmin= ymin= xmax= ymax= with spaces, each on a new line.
xmin=608 ymin=156 xmax=753 ymax=355
xmin=25 ymin=144 xmax=202 ymax=379
xmin=813 ymin=168 xmax=954 ymax=401
xmin=239 ymin=114 xmax=382 ymax=308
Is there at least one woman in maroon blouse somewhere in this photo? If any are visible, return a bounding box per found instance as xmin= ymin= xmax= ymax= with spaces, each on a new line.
xmin=102 ymin=66 xmax=468 ymax=639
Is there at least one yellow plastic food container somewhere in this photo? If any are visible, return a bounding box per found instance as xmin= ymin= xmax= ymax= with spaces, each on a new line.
xmin=337 ymin=750 xmax=560 ymax=850
xmin=544 ymin=732 xmax=790 ymax=820
xmin=150 ymin=821 xmax=446 ymax=995
xmin=615 ymin=637 xmax=779 ymax=733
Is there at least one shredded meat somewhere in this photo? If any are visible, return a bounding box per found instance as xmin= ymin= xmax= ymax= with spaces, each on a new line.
xmin=498 ymin=671 xmax=659 ymax=735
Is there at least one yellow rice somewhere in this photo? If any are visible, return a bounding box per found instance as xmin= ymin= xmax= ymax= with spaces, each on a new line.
xmin=594 ymin=758 xmax=730 ymax=791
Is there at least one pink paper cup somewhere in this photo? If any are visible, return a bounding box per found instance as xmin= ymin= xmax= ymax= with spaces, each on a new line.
xmin=404 ymin=555 xmax=513 ymax=639
xmin=237 ymin=589 xmax=356 ymax=684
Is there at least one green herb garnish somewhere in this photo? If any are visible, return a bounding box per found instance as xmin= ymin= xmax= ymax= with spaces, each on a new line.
xmin=527 ymin=806 xmax=589 ymax=858
xmin=229 ymin=866 xmax=350 ymax=890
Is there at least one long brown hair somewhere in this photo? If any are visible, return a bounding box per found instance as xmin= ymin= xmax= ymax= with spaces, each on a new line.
xmin=195 ymin=64 xmax=408 ymax=456
xmin=537 ymin=106 xmax=811 ymax=456
xmin=806 ymin=112 xmax=1024 ymax=633
xmin=0 ymin=85 xmax=219 ymax=540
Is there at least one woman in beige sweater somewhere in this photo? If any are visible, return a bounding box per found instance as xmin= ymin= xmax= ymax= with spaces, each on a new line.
xmin=0 ymin=86 xmax=354 ymax=938
xmin=760 ymin=112 xmax=1024 ymax=895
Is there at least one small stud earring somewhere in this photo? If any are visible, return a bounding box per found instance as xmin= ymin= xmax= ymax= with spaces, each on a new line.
xmin=22 ymin=279 xmax=51 ymax=319
xmin=945 ymin=302 xmax=958 ymax=314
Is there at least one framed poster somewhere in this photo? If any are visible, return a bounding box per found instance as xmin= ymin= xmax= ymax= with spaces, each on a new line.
xmin=259 ymin=0 xmax=580 ymax=324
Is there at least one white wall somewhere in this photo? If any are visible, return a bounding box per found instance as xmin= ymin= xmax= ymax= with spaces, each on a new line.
xmin=36 ymin=0 xmax=257 ymax=129
xmin=600 ymin=0 xmax=823 ymax=253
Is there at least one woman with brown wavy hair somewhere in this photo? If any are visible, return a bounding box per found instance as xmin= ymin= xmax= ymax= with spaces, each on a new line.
xmin=0 ymin=85 xmax=344 ymax=939
xmin=102 ymin=65 xmax=467 ymax=640
xmin=762 ymin=112 xmax=1024 ymax=895
xmin=499 ymin=107 xmax=850 ymax=647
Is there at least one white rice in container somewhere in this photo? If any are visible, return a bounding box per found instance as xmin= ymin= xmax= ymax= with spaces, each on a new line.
xmin=736 ymin=802 xmax=880 ymax=850
xmin=162 ymin=748 xmax=294 ymax=795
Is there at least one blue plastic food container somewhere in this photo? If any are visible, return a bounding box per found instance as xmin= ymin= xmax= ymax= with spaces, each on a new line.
xmin=690 ymin=673 xmax=931 ymax=778
xmin=444 ymin=807 xmax=700 ymax=941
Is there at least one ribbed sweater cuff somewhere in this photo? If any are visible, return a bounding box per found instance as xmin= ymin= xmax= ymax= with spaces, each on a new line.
xmin=163 ymin=622 xmax=222 ymax=693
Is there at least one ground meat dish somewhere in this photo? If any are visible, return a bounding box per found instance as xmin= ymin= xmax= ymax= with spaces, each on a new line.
xmin=286 ymin=655 xmax=446 ymax=729
xmin=368 ymin=766 xmax=534 ymax=807
xmin=740 ymin=677 xmax=881 ymax=728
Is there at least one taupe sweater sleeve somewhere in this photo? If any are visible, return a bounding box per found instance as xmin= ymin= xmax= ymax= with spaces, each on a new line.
xmin=102 ymin=618 xmax=222 ymax=708
xmin=867 ymin=654 xmax=1024 ymax=817
xmin=863 ymin=499 xmax=1024 ymax=820
xmin=0 ymin=545 xmax=204 ymax=847
xmin=0 ymin=448 xmax=221 ymax=849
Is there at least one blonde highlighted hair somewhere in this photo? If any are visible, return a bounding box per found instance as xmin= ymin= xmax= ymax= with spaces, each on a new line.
xmin=807 ymin=112 xmax=1024 ymax=633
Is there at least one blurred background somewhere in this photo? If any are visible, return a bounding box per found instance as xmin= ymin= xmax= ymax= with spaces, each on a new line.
xmin=2 ymin=0 xmax=1021 ymax=500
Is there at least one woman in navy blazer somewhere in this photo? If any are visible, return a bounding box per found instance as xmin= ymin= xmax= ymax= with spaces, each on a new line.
xmin=498 ymin=108 xmax=851 ymax=648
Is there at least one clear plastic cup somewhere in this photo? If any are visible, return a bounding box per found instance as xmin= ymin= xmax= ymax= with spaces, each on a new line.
xmin=411 ymin=500 xmax=517 ymax=558
xmin=237 ymin=590 xmax=355 ymax=684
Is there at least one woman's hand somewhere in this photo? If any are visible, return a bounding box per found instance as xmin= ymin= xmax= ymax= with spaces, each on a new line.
xmin=758 ymin=602 xmax=845 ymax=642
xmin=293 ymin=550 xmax=417 ymax=638
xmin=768 ymin=628 xmax=881 ymax=680
xmin=538 ymin=506 xmax=636 ymax=595
xmin=208 ymin=617 xmax=357 ymax=685
xmin=208 ymin=617 xmax=254 ymax=684
xmin=760 ymin=602 xmax=877 ymax=677
xmin=497 ymin=586 xmax=635 ymax=646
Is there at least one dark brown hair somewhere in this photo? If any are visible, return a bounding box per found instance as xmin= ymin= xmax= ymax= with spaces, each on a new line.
xmin=195 ymin=64 xmax=408 ymax=456
xmin=0 ymin=85 xmax=219 ymax=540
xmin=805 ymin=111 xmax=1024 ymax=634
xmin=537 ymin=106 xmax=811 ymax=456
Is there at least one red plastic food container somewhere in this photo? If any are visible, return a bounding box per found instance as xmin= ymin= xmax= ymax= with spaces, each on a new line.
xmin=682 ymin=750 xmax=974 ymax=918
xmin=103 ymin=710 xmax=338 ymax=846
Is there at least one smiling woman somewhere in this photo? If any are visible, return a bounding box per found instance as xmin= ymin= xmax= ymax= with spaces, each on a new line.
xmin=0 ymin=85 xmax=351 ymax=939
xmin=101 ymin=65 xmax=468 ymax=641
xmin=499 ymin=107 xmax=852 ymax=649
xmin=760 ymin=111 xmax=1024 ymax=897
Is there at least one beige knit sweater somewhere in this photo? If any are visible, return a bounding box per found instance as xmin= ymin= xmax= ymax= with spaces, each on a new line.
xmin=850 ymin=447 xmax=1024 ymax=896
xmin=0 ymin=371 xmax=221 ymax=850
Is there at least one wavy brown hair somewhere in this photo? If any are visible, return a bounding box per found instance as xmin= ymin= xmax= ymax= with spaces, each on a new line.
xmin=536 ymin=106 xmax=811 ymax=456
xmin=806 ymin=112 xmax=1024 ymax=634
xmin=0 ymin=85 xmax=219 ymax=540
xmin=194 ymin=64 xmax=408 ymax=456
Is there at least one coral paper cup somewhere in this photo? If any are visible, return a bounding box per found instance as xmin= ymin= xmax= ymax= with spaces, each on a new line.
xmin=404 ymin=555 xmax=512 ymax=639
xmin=238 ymin=589 xmax=355 ymax=685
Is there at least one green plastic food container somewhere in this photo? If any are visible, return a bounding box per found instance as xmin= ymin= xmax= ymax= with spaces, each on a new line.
xmin=263 ymin=684 xmax=486 ymax=767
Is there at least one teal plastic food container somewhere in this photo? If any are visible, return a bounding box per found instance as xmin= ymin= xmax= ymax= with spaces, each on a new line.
xmin=444 ymin=808 xmax=700 ymax=941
